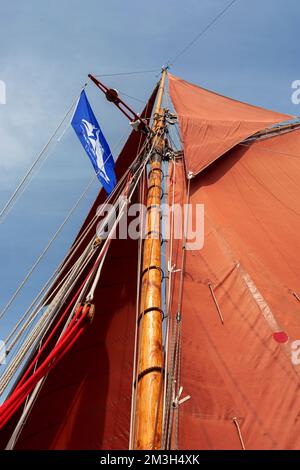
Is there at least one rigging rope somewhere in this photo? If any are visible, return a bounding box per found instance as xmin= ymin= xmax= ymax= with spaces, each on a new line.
xmin=0 ymin=175 xmax=96 ymax=322
xmin=118 ymin=91 xmax=146 ymax=105
xmin=12 ymin=244 xmax=108 ymax=394
xmin=163 ymin=164 xmax=191 ymax=449
xmin=0 ymin=248 xmax=96 ymax=394
xmin=6 ymin=247 xmax=94 ymax=353
xmin=4 ymin=240 xmax=94 ymax=350
xmin=0 ymin=86 xmax=154 ymax=427
xmin=0 ymin=136 xmax=153 ymax=399
xmin=0 ymin=88 xmax=86 ymax=224
xmin=94 ymin=69 xmax=160 ymax=78
xmin=0 ymin=126 xmax=144 ymax=366
xmin=238 ymin=141 xmax=300 ymax=159
xmin=162 ymin=155 xmax=176 ymax=442
xmin=4 ymin=133 xmax=155 ymax=445
xmin=1 ymin=72 xmax=155 ymax=355
xmin=129 ymin=166 xmax=146 ymax=449
xmin=167 ymin=0 xmax=238 ymax=67
xmin=0 ymin=127 xmax=129 ymax=323
xmin=0 ymin=303 xmax=91 ymax=429
xmin=0 ymin=146 xmax=152 ymax=426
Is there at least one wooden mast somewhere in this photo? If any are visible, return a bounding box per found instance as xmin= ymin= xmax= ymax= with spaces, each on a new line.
xmin=134 ymin=69 xmax=167 ymax=450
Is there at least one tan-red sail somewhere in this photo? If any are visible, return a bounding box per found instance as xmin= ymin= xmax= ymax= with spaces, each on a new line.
xmin=0 ymin=85 xmax=158 ymax=450
xmin=169 ymin=74 xmax=292 ymax=175
xmin=2 ymin=71 xmax=300 ymax=451
xmin=168 ymin=127 xmax=300 ymax=449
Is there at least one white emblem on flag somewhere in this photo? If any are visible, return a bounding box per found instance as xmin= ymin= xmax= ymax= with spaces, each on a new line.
xmin=81 ymin=119 xmax=111 ymax=184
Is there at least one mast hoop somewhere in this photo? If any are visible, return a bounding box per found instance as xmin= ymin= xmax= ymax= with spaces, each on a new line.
xmin=147 ymin=183 xmax=164 ymax=199
xmin=136 ymin=366 xmax=164 ymax=384
xmin=141 ymin=265 xmax=164 ymax=281
xmin=148 ymin=167 xmax=164 ymax=178
xmin=146 ymin=203 xmax=160 ymax=212
xmin=144 ymin=230 xmax=163 ymax=242
xmin=137 ymin=307 xmax=165 ymax=326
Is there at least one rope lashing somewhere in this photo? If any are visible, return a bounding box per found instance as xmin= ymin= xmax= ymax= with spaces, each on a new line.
xmin=208 ymin=282 xmax=224 ymax=325
xmin=232 ymin=417 xmax=246 ymax=450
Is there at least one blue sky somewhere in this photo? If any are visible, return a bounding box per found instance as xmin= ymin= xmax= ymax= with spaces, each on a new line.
xmin=0 ymin=0 xmax=299 ymax=341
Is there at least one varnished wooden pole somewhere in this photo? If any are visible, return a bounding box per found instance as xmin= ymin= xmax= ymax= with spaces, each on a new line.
xmin=134 ymin=69 xmax=167 ymax=449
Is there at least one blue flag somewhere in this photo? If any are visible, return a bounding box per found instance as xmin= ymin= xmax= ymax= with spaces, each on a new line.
xmin=71 ymin=90 xmax=116 ymax=194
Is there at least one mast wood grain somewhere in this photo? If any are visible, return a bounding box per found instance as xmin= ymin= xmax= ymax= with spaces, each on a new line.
xmin=134 ymin=70 xmax=166 ymax=450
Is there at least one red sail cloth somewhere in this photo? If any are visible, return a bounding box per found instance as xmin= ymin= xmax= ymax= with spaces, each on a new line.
xmin=169 ymin=74 xmax=292 ymax=176
xmin=169 ymin=128 xmax=300 ymax=449
xmin=0 ymin=85 xmax=158 ymax=450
